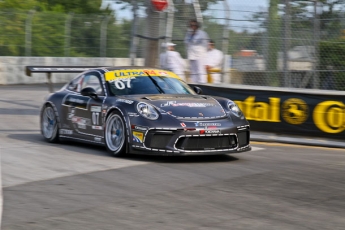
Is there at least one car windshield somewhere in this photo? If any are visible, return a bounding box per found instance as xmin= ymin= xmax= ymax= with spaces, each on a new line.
xmin=107 ymin=76 xmax=196 ymax=95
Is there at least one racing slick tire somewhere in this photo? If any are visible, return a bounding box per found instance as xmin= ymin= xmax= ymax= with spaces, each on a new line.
xmin=104 ymin=111 xmax=127 ymax=157
xmin=40 ymin=104 xmax=60 ymax=143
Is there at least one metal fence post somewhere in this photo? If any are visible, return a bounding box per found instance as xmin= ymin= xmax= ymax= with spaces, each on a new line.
xmin=144 ymin=3 xmax=161 ymax=67
xmin=283 ymin=0 xmax=291 ymax=87
xmin=64 ymin=12 xmax=73 ymax=57
xmin=100 ymin=15 xmax=110 ymax=57
xmin=25 ymin=10 xmax=35 ymax=57
xmin=192 ymin=0 xmax=203 ymax=25
xmin=130 ymin=0 xmax=138 ymax=66
xmin=222 ymin=0 xmax=230 ymax=83
xmin=165 ymin=0 xmax=174 ymax=43
xmin=313 ymin=0 xmax=320 ymax=89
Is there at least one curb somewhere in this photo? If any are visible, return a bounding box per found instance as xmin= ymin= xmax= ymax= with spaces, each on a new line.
xmin=250 ymin=132 xmax=345 ymax=149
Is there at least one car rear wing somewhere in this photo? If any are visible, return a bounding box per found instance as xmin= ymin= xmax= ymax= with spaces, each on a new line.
xmin=25 ymin=66 xmax=105 ymax=92
xmin=25 ymin=66 xmax=105 ymax=76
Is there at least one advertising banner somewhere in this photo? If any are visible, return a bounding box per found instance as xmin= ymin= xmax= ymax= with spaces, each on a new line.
xmin=194 ymin=84 xmax=345 ymax=140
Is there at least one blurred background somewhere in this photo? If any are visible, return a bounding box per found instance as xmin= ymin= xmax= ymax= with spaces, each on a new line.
xmin=1 ymin=0 xmax=345 ymax=90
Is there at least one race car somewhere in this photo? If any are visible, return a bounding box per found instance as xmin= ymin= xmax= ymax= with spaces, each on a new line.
xmin=26 ymin=66 xmax=251 ymax=157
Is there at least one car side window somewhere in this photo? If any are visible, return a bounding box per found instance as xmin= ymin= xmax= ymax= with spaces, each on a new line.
xmin=67 ymin=76 xmax=82 ymax=92
xmin=80 ymin=72 xmax=104 ymax=95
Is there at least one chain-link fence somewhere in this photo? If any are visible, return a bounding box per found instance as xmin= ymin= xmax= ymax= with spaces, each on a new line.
xmin=1 ymin=1 xmax=345 ymax=91
xmin=0 ymin=9 xmax=131 ymax=58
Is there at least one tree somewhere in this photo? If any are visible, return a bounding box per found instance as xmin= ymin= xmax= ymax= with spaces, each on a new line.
xmin=0 ymin=0 xmax=120 ymax=57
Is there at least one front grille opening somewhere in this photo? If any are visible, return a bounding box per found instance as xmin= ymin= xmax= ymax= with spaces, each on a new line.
xmin=238 ymin=131 xmax=249 ymax=147
xmin=176 ymin=135 xmax=237 ymax=150
xmin=145 ymin=133 xmax=174 ymax=149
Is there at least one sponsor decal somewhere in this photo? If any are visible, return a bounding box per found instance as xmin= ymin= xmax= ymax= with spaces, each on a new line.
xmin=234 ymin=96 xmax=280 ymax=122
xmin=117 ymin=99 xmax=134 ymax=104
xmin=216 ymin=86 xmax=345 ymax=137
xmin=158 ymin=71 xmax=168 ymax=76
xmin=195 ymin=122 xmax=221 ymax=127
xmin=205 ymin=129 xmax=221 ymax=134
xmin=128 ymin=112 xmax=139 ymax=117
xmin=104 ymin=69 xmax=179 ymax=81
xmin=92 ymin=126 xmax=103 ymax=130
xmin=313 ymin=101 xmax=345 ymax=134
xmin=67 ymin=108 xmax=75 ymax=120
xmin=71 ymin=116 xmax=80 ymax=123
xmin=132 ymin=125 xmax=147 ymax=131
xmin=199 ymin=129 xmax=221 ymax=134
xmin=69 ymin=98 xmax=85 ymax=104
xmin=180 ymin=123 xmax=186 ymax=127
xmin=132 ymin=131 xmax=144 ymax=143
xmin=78 ymin=124 xmax=86 ymax=129
xmin=72 ymin=116 xmax=91 ymax=128
xmin=282 ymin=98 xmax=309 ymax=125
xmin=94 ymin=137 xmax=102 ymax=142
xmin=60 ymin=129 xmax=73 ymax=135
xmin=63 ymin=95 xmax=89 ymax=110
xmin=91 ymin=106 xmax=102 ymax=113
xmin=161 ymin=101 xmax=215 ymax=108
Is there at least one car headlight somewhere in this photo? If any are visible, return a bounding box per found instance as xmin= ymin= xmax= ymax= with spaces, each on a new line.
xmin=227 ymin=101 xmax=243 ymax=118
xmin=136 ymin=102 xmax=159 ymax=120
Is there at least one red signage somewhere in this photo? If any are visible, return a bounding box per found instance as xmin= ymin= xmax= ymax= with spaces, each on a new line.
xmin=151 ymin=0 xmax=168 ymax=11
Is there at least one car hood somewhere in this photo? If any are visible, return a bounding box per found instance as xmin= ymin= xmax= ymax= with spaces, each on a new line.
xmin=142 ymin=95 xmax=226 ymax=119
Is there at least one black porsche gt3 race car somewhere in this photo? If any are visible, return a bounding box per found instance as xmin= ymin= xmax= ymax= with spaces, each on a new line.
xmin=26 ymin=66 xmax=251 ymax=157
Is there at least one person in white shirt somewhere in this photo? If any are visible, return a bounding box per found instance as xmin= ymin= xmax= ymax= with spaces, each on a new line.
xmin=159 ymin=42 xmax=186 ymax=81
xmin=184 ymin=19 xmax=209 ymax=84
xmin=205 ymin=40 xmax=224 ymax=84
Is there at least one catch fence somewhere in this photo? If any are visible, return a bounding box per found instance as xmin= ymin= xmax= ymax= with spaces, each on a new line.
xmin=1 ymin=0 xmax=345 ymax=90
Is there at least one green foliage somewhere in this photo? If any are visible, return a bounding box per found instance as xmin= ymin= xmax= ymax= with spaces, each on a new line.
xmin=0 ymin=0 xmax=124 ymax=57
xmin=0 ymin=9 xmax=27 ymax=56
xmin=319 ymin=39 xmax=345 ymax=90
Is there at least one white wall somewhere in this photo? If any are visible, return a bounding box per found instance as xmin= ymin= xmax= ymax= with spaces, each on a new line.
xmin=0 ymin=57 xmax=144 ymax=85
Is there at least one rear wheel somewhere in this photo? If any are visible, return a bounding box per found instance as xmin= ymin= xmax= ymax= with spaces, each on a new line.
xmin=41 ymin=104 xmax=59 ymax=142
xmin=104 ymin=111 xmax=127 ymax=157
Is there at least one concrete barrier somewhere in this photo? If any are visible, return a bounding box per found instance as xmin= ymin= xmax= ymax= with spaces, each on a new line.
xmin=0 ymin=57 xmax=144 ymax=85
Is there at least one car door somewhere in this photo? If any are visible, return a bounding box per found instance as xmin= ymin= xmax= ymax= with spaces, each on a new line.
xmin=76 ymin=71 xmax=105 ymax=142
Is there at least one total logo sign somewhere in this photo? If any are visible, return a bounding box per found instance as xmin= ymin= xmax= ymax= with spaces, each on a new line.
xmin=234 ymin=96 xmax=345 ymax=134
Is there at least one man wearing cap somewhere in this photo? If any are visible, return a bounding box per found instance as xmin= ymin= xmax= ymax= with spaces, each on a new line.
xmin=159 ymin=42 xmax=186 ymax=81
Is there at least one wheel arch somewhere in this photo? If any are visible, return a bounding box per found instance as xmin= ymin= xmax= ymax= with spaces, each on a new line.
xmin=41 ymin=101 xmax=61 ymax=129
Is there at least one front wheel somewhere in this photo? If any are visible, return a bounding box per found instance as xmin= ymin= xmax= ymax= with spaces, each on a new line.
xmin=104 ymin=111 xmax=127 ymax=157
xmin=41 ymin=104 xmax=59 ymax=142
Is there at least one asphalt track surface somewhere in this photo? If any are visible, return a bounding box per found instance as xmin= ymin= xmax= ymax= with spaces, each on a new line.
xmin=1 ymin=84 xmax=345 ymax=230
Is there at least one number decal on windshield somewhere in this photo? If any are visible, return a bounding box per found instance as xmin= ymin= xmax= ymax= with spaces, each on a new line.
xmin=110 ymin=78 xmax=135 ymax=89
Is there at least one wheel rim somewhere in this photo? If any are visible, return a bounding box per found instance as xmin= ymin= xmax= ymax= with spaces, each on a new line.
xmin=105 ymin=114 xmax=125 ymax=152
xmin=42 ymin=106 xmax=57 ymax=139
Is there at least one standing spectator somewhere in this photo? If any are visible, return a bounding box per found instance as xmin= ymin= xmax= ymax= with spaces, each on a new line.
xmin=159 ymin=42 xmax=186 ymax=81
xmin=184 ymin=19 xmax=209 ymax=83
xmin=205 ymin=40 xmax=224 ymax=83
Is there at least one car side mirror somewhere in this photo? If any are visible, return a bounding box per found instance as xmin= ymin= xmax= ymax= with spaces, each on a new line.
xmin=80 ymin=87 xmax=98 ymax=99
xmin=193 ymin=86 xmax=203 ymax=95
